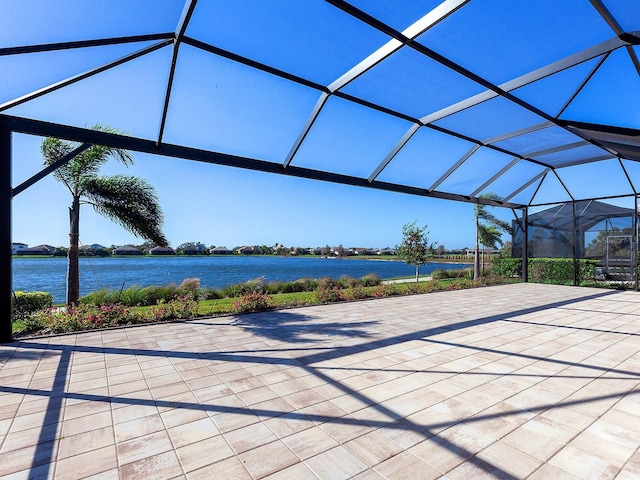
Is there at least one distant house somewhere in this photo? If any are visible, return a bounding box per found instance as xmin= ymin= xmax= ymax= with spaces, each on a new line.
xmin=148 ymin=246 xmax=176 ymax=255
xmin=236 ymin=246 xmax=255 ymax=255
xmin=15 ymin=244 xmax=55 ymax=256
xmin=378 ymin=248 xmax=397 ymax=255
xmin=112 ymin=245 xmax=142 ymax=255
xmin=465 ymin=248 xmax=498 ymax=257
xmin=352 ymin=248 xmax=377 ymax=256
xmin=210 ymin=246 xmax=233 ymax=255
xmin=183 ymin=243 xmax=208 ymax=255
xmin=291 ymin=247 xmax=310 ymax=256
xmin=12 ymin=242 xmax=28 ymax=255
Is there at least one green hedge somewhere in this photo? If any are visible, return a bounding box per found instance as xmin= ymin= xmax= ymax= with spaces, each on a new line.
xmin=492 ymin=258 xmax=598 ymax=284
xmin=12 ymin=291 xmax=53 ymax=316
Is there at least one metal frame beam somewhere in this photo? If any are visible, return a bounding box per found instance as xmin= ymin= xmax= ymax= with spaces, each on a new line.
xmin=368 ymin=124 xmax=420 ymax=183
xmin=555 ymin=52 xmax=609 ymax=118
xmin=2 ymin=115 xmax=522 ymax=210
xmin=522 ymin=207 xmax=528 ymax=283
xmin=428 ymin=144 xmax=480 ymax=192
xmin=12 ymin=143 xmax=92 ymax=197
xmin=329 ymin=0 xmax=469 ymax=92
xmin=469 ymin=158 xmax=520 ymax=198
xmin=156 ymin=0 xmax=198 ymax=146
xmin=0 ymin=33 xmax=174 ymax=57
xmin=503 ymin=169 xmax=549 ymax=203
xmin=482 ymin=122 xmax=552 ymax=146
xmin=0 ymin=122 xmax=11 ymax=343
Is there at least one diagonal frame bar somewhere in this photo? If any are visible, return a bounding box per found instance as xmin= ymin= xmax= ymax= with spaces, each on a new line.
xmin=469 ymin=158 xmax=520 ymax=198
xmin=156 ymin=0 xmax=199 ymax=147
xmin=12 ymin=143 xmax=92 ymax=197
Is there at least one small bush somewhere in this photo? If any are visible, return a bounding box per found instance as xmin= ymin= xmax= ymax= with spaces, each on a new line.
xmin=316 ymin=285 xmax=344 ymax=303
xmin=146 ymin=294 xmax=199 ymax=320
xmin=12 ymin=291 xmax=53 ymax=316
xmin=221 ymin=277 xmax=265 ymax=298
xmin=200 ymin=288 xmax=223 ymax=300
xmin=232 ymin=291 xmax=273 ymax=313
xmin=119 ymin=285 xmax=150 ymax=306
xmin=337 ymin=275 xmax=358 ymax=289
xmin=373 ymin=283 xmax=398 ymax=298
xmin=431 ymin=268 xmax=445 ymax=280
xmin=318 ymin=277 xmax=338 ymax=289
xmin=177 ymin=278 xmax=201 ymax=298
xmin=342 ymin=285 xmax=369 ymax=300
xmin=264 ymin=281 xmax=294 ymax=294
xmin=27 ymin=303 xmax=138 ymax=333
xmin=293 ymin=277 xmax=320 ymax=292
xmin=358 ymin=273 xmax=381 ymax=287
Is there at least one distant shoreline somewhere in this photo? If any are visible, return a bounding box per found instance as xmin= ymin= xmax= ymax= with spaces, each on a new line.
xmin=12 ymin=254 xmax=471 ymax=264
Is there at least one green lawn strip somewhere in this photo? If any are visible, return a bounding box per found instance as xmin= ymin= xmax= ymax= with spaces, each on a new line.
xmin=12 ymin=276 xmax=520 ymax=337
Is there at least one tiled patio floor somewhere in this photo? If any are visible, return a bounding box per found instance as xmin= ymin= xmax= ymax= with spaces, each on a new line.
xmin=1 ymin=283 xmax=640 ymax=479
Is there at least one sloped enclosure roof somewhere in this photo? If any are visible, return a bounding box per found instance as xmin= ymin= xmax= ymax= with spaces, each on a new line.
xmin=2 ymin=0 xmax=640 ymax=209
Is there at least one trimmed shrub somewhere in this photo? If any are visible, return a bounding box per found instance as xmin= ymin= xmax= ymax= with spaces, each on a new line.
xmin=342 ymin=285 xmax=369 ymax=300
xmin=337 ymin=275 xmax=358 ymax=289
xmin=200 ymin=288 xmax=223 ymax=300
xmin=492 ymin=257 xmax=598 ymax=284
xmin=232 ymin=291 xmax=273 ymax=313
xmin=221 ymin=277 xmax=264 ymax=297
xmin=359 ymin=273 xmax=381 ymax=287
xmin=373 ymin=283 xmax=398 ymax=298
xmin=12 ymin=291 xmax=53 ymax=317
xmin=176 ymin=278 xmax=201 ymax=298
xmin=316 ymin=285 xmax=344 ymax=303
xmin=491 ymin=257 xmax=521 ymax=277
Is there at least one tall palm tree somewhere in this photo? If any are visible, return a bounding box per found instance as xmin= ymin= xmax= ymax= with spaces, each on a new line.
xmin=474 ymin=194 xmax=512 ymax=280
xmin=41 ymin=125 xmax=167 ymax=305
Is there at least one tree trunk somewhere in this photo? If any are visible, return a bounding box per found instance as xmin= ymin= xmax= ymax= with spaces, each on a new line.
xmin=67 ymin=196 xmax=80 ymax=305
xmin=415 ymin=265 xmax=419 ymax=282
xmin=474 ymin=217 xmax=480 ymax=280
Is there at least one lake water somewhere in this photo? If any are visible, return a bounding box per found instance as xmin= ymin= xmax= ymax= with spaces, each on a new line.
xmin=12 ymin=256 xmax=471 ymax=303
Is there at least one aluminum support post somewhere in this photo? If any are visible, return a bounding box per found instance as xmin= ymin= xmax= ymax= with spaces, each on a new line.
xmin=522 ymin=207 xmax=528 ymax=282
xmin=0 ymin=123 xmax=11 ymax=343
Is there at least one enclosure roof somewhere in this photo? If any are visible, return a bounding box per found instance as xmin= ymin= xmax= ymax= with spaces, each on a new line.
xmin=3 ymin=0 xmax=640 ymax=208
xmin=527 ymin=200 xmax=635 ymax=231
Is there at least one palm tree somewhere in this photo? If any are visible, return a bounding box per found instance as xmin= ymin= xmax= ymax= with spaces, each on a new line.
xmin=474 ymin=194 xmax=512 ymax=280
xmin=41 ymin=125 xmax=167 ymax=305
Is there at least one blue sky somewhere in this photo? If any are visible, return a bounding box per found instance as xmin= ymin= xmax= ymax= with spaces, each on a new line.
xmin=5 ymin=1 xmax=638 ymax=250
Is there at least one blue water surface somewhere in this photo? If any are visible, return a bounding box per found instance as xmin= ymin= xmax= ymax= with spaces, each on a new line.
xmin=12 ymin=256 xmax=470 ymax=303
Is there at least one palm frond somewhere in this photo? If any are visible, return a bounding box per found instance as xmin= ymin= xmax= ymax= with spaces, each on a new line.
xmin=41 ymin=125 xmax=133 ymax=193
xmin=478 ymin=224 xmax=504 ymax=249
xmin=83 ymin=175 xmax=167 ymax=246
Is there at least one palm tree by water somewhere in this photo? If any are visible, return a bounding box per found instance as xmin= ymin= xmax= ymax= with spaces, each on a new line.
xmin=474 ymin=194 xmax=512 ymax=280
xmin=41 ymin=125 xmax=167 ymax=305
